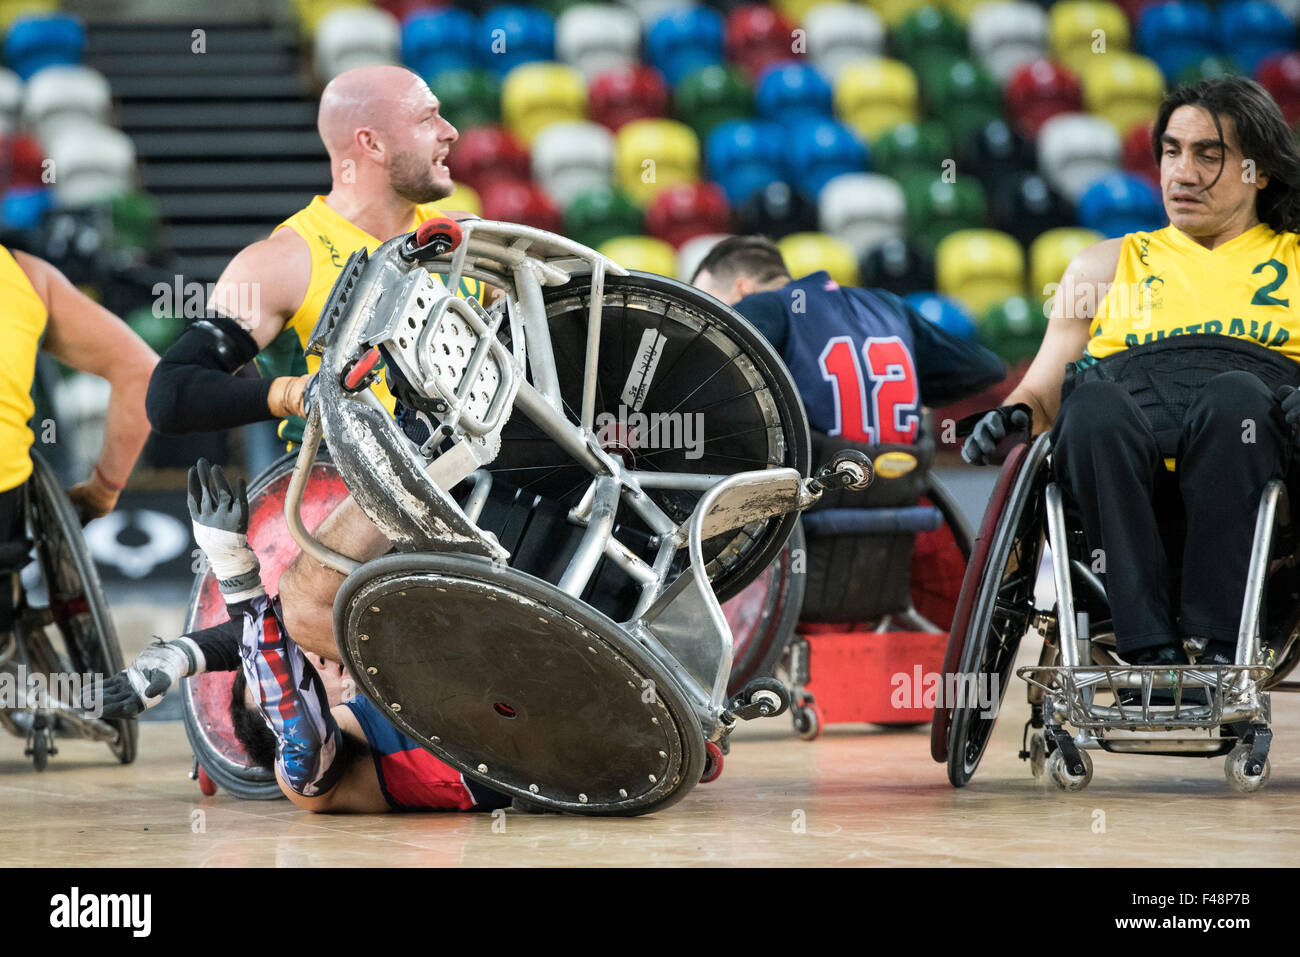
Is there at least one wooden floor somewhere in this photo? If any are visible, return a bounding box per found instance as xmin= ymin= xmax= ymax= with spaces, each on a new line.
xmin=4 ymin=606 xmax=1300 ymax=866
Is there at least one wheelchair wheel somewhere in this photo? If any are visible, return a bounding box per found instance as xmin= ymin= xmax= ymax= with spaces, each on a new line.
xmin=724 ymin=519 xmax=806 ymax=697
xmin=932 ymin=434 xmax=1050 ymax=784
xmin=335 ymin=552 xmax=708 ymax=816
xmin=180 ymin=452 xmax=351 ymax=800
xmin=493 ymin=271 xmax=811 ymax=604
xmin=24 ymin=452 xmax=136 ymax=764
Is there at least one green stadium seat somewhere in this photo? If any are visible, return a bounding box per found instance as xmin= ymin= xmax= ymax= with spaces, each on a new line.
xmin=428 ymin=69 xmax=501 ymax=129
xmin=674 ymin=65 xmax=753 ymax=139
xmin=110 ymin=190 xmax=161 ymax=254
xmin=891 ymin=6 xmax=967 ymax=68
xmin=981 ymin=294 xmax=1048 ymax=364
xmin=871 ymin=120 xmax=952 ymax=178
xmin=900 ymin=171 xmax=987 ymax=250
xmin=564 ymin=187 xmax=644 ymax=248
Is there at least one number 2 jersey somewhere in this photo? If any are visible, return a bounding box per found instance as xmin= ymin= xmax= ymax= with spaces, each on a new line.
xmin=1081 ymin=222 xmax=1300 ymax=366
xmin=732 ymin=270 xmax=1005 ymax=443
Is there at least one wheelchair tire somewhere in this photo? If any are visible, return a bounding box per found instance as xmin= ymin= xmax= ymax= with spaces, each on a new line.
xmin=494 ymin=271 xmax=811 ymax=604
xmin=180 ymin=452 xmax=351 ymax=801
xmin=931 ymin=434 xmax=1049 ymax=784
xmin=25 ymin=452 xmax=136 ymax=764
xmin=725 ymin=519 xmax=806 ymax=697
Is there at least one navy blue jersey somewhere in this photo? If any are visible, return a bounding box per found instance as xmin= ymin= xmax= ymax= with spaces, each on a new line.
xmin=733 ymin=271 xmax=1005 ymax=442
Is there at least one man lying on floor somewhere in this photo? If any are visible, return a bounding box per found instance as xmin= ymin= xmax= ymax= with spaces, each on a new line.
xmin=100 ymin=459 xmax=510 ymax=814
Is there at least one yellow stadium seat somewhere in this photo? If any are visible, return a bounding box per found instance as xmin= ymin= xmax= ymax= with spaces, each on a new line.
xmin=614 ymin=118 xmax=701 ymax=207
xmin=1029 ymin=226 xmax=1106 ymax=303
xmin=502 ymin=62 xmax=587 ymax=147
xmin=938 ymin=0 xmax=997 ymax=24
xmin=1079 ymin=52 xmax=1164 ymax=136
xmin=834 ymin=57 xmax=919 ymax=142
xmin=598 ymin=235 xmax=679 ymax=276
xmin=438 ymin=182 xmax=482 ymax=218
xmin=778 ymin=231 xmax=859 ymax=286
xmin=935 ymin=229 xmax=1026 ymax=317
xmin=0 ymin=0 xmax=57 ymax=30
xmin=867 ymin=0 xmax=932 ymax=29
xmin=1049 ymin=0 xmax=1131 ymax=75
xmin=772 ymin=0 xmax=825 ymax=24
xmin=293 ymin=0 xmax=365 ymax=36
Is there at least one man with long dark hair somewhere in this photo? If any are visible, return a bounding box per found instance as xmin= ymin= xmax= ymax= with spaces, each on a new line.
xmin=962 ymin=76 xmax=1300 ymax=668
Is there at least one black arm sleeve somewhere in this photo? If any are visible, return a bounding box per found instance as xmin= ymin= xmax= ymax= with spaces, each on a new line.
xmin=881 ymin=292 xmax=1006 ymax=407
xmin=187 ymin=618 xmax=244 ymax=673
xmin=732 ymin=291 xmax=791 ymax=354
xmin=145 ymin=313 xmax=275 ymax=436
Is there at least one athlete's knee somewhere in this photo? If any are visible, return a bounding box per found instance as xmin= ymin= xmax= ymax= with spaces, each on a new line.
xmin=1190 ymin=370 xmax=1276 ymax=424
xmin=1056 ymin=380 xmax=1150 ymax=447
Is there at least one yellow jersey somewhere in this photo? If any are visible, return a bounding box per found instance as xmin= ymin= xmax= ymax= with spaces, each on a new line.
xmin=1082 ymin=222 xmax=1300 ymax=366
xmin=0 ymin=245 xmax=47 ymax=493
xmin=272 ymin=196 xmax=485 ymax=414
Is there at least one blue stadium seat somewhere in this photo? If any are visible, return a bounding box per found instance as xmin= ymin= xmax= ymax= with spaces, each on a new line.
xmin=4 ymin=14 xmax=85 ymax=81
xmin=1077 ymin=170 xmax=1165 ymax=238
xmin=403 ymin=9 xmax=480 ymax=75
xmin=1219 ymin=0 xmax=1295 ymax=75
xmin=1136 ymin=1 xmax=1216 ymax=80
xmin=645 ymin=6 xmax=724 ymax=86
xmin=479 ymin=5 xmax=556 ymax=77
xmin=706 ymin=118 xmax=787 ymax=204
xmin=787 ymin=117 xmax=868 ymax=197
xmin=903 ymin=291 xmax=980 ymax=341
xmin=1 ymin=186 xmax=54 ymax=230
xmin=754 ymin=62 xmax=833 ymax=126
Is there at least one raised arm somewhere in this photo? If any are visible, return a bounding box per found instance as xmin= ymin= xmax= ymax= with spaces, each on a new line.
xmin=15 ymin=251 xmax=158 ymax=517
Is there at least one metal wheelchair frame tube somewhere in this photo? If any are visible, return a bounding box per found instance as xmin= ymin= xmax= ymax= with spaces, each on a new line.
xmin=1237 ymin=479 xmax=1283 ymax=667
xmin=283 ymin=405 xmax=361 ymax=577
xmin=559 ymin=475 xmax=621 ymax=597
xmin=1044 ymin=482 xmax=1080 ymax=668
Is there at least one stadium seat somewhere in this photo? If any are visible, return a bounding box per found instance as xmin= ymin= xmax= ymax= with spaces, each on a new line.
xmin=892 ymin=6 xmax=967 ymax=68
xmin=449 ymin=125 xmax=531 ymax=192
xmin=479 ymin=176 xmax=562 ymax=231
xmin=935 ymin=228 xmax=1026 ymax=316
xmin=1136 ymin=1 xmax=1214 ymax=80
xmin=45 ymin=121 xmax=134 ymax=206
xmin=755 ymin=62 xmax=833 ymax=125
xmin=480 ymin=5 xmax=556 ymax=77
xmin=1256 ymin=51 xmax=1300 ymax=126
xmin=110 ymin=189 xmax=160 ymax=254
xmin=314 ymin=6 xmax=400 ymax=80
xmin=4 ymin=13 xmax=83 ymax=80
xmin=440 ymin=182 xmax=483 ymax=217
xmin=871 ymin=120 xmax=951 ymax=179
xmin=293 ymin=0 xmax=363 ymax=35
xmin=676 ymin=232 xmax=730 ymax=281
xmin=991 ymin=170 xmax=1074 ymax=247
xmin=0 ymin=67 xmax=20 ymax=131
xmin=644 ymin=181 xmax=730 ymax=247
xmin=1219 ymin=0 xmax=1294 ymax=75
xmin=858 ymin=236 xmax=935 ymax=295
xmin=959 ymin=117 xmax=1035 ymax=191
xmin=1004 ymin=58 xmax=1083 ymax=137
xmin=428 ymin=69 xmax=501 ymax=129
xmin=645 ymin=6 xmax=724 ymax=86
xmin=736 ymin=179 xmax=818 ymax=236
xmin=899 ymin=172 xmax=987 ymax=250
xmin=563 ymin=186 xmax=644 ymax=247
xmin=771 ymin=0 xmax=828 ymax=24
xmin=1077 ymin=169 xmax=1164 ymax=237
xmin=904 ymin=291 xmax=978 ymax=340
xmin=614 ymin=117 xmax=701 ymax=205
xmin=705 ymin=118 xmax=785 ymax=204
xmin=674 ymin=65 xmax=753 ymax=138
xmin=1174 ymin=54 xmax=1242 ymax=87
xmin=588 ymin=64 xmax=669 ymax=130
xmin=818 ymin=171 xmax=906 ymax=255
xmin=4 ymin=132 xmax=45 ymax=187
xmin=804 ymin=3 xmax=886 ymax=80
xmin=834 ymin=57 xmax=920 ymax=141
xmin=940 ymin=0 xmax=995 ymax=23
xmin=1029 ymin=225 xmax=1105 ymax=301
xmin=869 ymin=0 xmax=934 ymax=29
xmin=778 ymin=231 xmax=858 ymax=285
xmin=1036 ymin=111 xmax=1121 ymax=202
xmin=980 ymin=294 xmax=1047 ymax=362
xmin=531 ymin=120 xmax=614 ymax=207
xmin=1048 ymin=0 xmax=1131 ymax=74
xmin=0 ymin=0 xmax=59 ymax=33
xmin=598 ymin=233 xmax=678 ymax=274
xmin=501 ymin=61 xmax=586 ymax=145
xmin=403 ymin=8 xmax=479 ymax=76
xmin=725 ymin=4 xmax=797 ymax=78
xmin=556 ymin=3 xmax=641 ymax=80
xmin=616 ymin=0 xmax=690 ymax=24
xmin=21 ymin=65 xmax=110 ymax=141
xmin=1080 ymin=51 xmax=1163 ymax=133
xmin=1 ymin=185 xmax=51 ymax=229
xmin=787 ymin=117 xmax=868 ymax=197
xmin=1121 ymin=119 xmax=1157 ymax=186
xmin=920 ymin=58 xmax=1002 ymax=144
xmin=969 ymin=2 xmax=1049 ymax=83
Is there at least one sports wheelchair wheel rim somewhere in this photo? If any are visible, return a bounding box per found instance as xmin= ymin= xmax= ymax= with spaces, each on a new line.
xmin=492 ymin=271 xmax=811 ymax=604
xmin=24 ymin=452 xmax=136 ymax=764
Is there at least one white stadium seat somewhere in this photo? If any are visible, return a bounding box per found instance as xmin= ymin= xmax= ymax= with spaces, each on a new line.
xmin=804 ymin=3 xmax=886 ymax=80
xmin=22 ymin=65 xmax=111 ymax=141
xmin=314 ymin=6 xmax=400 ymax=81
xmin=1036 ymin=111 xmax=1121 ymax=203
xmin=46 ymin=120 xmax=136 ymax=205
xmin=676 ymin=231 xmax=730 ymax=281
xmin=531 ymin=120 xmax=614 ymax=207
xmin=818 ymin=172 xmax=905 ymax=255
xmin=970 ymin=2 xmax=1049 ymax=84
xmin=557 ymin=4 xmax=642 ymax=80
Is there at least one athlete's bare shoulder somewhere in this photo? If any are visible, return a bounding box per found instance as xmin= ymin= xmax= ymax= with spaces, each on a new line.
xmin=1071 ymin=236 xmax=1125 ymax=286
xmin=209 ymin=227 xmax=312 ymax=348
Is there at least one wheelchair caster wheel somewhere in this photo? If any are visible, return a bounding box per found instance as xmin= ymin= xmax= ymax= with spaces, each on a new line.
xmin=1225 ymin=744 xmax=1271 ymax=793
xmin=701 ymin=741 xmax=724 ymax=783
xmin=197 ymin=766 xmax=218 ymax=797
xmin=825 ymin=450 xmax=874 ymax=491
xmin=1046 ymin=748 xmax=1092 ymax=791
xmin=793 ymin=702 xmax=822 ymax=741
xmin=25 ymin=714 xmax=54 ymax=772
xmin=1028 ymin=732 xmax=1047 ymax=780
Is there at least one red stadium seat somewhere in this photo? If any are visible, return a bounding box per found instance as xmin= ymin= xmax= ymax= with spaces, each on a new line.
xmin=479 ymin=177 xmax=562 ymax=232
xmin=1256 ymin=51 xmax=1300 ymax=127
xmin=378 ymin=0 xmax=447 ymax=21
xmin=1115 ymin=0 xmax=1158 ymax=25
xmin=5 ymin=134 xmax=46 ymax=188
xmin=1121 ymin=119 xmax=1157 ymax=188
xmin=1004 ymin=58 xmax=1083 ymax=138
xmin=644 ymin=181 xmax=732 ymax=247
xmin=589 ymin=65 xmax=670 ymax=131
xmin=448 ymin=125 xmax=530 ymax=193
xmin=725 ymin=4 xmax=798 ymax=79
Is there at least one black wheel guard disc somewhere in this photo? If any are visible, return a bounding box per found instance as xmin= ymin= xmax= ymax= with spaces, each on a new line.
xmin=336 ymin=553 xmax=706 ymax=816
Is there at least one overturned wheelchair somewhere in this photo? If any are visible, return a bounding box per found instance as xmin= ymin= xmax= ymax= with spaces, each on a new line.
xmin=187 ymin=218 xmax=866 ymax=814
xmin=932 ymin=432 xmax=1300 ymax=793
xmin=0 ymin=453 xmax=136 ymax=770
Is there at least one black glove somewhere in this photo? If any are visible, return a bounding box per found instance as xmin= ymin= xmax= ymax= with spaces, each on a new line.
xmin=1276 ymin=385 xmax=1300 ymax=439
xmin=958 ymin=403 xmax=1033 ymax=466
xmin=94 ymin=637 xmax=199 ymax=719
